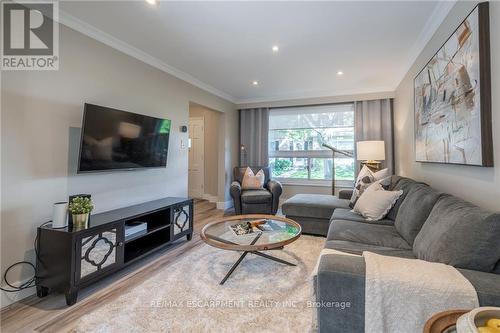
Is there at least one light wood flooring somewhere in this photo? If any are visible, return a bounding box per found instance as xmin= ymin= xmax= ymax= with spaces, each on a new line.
xmin=0 ymin=199 xmax=223 ymax=333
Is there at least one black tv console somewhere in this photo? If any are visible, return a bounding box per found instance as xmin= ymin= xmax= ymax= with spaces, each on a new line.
xmin=36 ymin=197 xmax=193 ymax=306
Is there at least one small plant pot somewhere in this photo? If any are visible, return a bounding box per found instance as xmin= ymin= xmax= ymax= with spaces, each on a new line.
xmin=72 ymin=213 xmax=89 ymax=229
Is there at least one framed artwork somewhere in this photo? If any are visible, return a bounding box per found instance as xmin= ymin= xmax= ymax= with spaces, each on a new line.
xmin=414 ymin=2 xmax=492 ymax=166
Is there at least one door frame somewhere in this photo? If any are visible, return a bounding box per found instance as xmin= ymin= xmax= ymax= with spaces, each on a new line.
xmin=188 ymin=117 xmax=205 ymax=198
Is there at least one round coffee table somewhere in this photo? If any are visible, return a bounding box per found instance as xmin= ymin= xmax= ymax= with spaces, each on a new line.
xmin=201 ymin=214 xmax=302 ymax=284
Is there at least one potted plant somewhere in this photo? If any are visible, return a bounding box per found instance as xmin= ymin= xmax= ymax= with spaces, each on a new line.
xmin=69 ymin=196 xmax=94 ymax=229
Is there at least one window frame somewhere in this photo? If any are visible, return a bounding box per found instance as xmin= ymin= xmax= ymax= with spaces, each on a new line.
xmin=268 ymin=103 xmax=355 ymax=187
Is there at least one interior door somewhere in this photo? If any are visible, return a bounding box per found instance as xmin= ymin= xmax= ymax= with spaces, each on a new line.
xmin=188 ymin=117 xmax=204 ymax=198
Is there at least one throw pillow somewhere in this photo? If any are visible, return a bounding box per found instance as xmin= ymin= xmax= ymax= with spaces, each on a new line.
xmin=349 ymin=165 xmax=375 ymax=208
xmin=349 ymin=167 xmax=391 ymax=208
xmin=373 ymin=168 xmax=389 ymax=181
xmin=353 ymin=186 xmax=403 ymax=221
xmin=241 ymin=167 xmax=265 ymax=190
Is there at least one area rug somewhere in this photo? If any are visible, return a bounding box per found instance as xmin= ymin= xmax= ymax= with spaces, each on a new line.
xmin=74 ymin=235 xmax=324 ymax=333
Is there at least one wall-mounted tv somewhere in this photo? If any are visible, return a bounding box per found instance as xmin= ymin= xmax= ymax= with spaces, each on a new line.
xmin=77 ymin=103 xmax=171 ymax=173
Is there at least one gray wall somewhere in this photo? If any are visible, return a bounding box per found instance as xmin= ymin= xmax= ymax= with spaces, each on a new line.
xmin=394 ymin=1 xmax=500 ymax=211
xmin=0 ymin=25 xmax=237 ymax=307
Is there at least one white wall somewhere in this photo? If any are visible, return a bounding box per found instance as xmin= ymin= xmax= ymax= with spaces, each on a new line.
xmin=0 ymin=25 xmax=237 ymax=307
xmin=394 ymin=1 xmax=500 ymax=211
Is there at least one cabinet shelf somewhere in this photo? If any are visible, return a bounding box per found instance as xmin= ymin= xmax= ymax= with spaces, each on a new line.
xmin=125 ymin=223 xmax=171 ymax=244
xmin=124 ymin=228 xmax=171 ymax=263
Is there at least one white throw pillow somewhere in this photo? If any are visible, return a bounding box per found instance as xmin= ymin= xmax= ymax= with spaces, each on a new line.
xmin=241 ymin=167 xmax=265 ymax=190
xmin=373 ymin=168 xmax=389 ymax=181
xmin=353 ymin=187 xmax=403 ymax=221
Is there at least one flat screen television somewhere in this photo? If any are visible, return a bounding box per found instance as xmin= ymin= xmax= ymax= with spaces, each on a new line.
xmin=77 ymin=103 xmax=171 ymax=173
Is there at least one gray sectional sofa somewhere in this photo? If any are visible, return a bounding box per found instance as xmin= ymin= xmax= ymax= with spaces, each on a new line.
xmin=283 ymin=176 xmax=500 ymax=333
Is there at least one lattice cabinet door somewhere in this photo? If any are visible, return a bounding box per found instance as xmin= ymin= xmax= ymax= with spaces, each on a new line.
xmin=172 ymin=202 xmax=193 ymax=241
xmin=76 ymin=224 xmax=124 ymax=282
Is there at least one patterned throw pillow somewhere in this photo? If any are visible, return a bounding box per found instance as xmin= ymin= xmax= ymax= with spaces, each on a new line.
xmin=241 ymin=167 xmax=265 ymax=190
xmin=349 ymin=166 xmax=375 ymax=208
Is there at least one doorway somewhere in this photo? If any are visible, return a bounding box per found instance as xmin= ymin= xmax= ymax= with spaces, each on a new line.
xmin=188 ymin=103 xmax=222 ymax=202
xmin=188 ymin=117 xmax=204 ymax=198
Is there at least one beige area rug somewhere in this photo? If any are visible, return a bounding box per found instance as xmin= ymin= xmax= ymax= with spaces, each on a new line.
xmin=74 ymin=235 xmax=324 ymax=333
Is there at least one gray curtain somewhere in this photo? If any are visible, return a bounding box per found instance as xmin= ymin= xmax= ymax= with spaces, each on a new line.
xmin=354 ymin=99 xmax=394 ymax=175
xmin=239 ymin=108 xmax=269 ymax=167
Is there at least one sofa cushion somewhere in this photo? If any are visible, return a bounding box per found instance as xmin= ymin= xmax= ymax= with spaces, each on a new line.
xmin=324 ymin=240 xmax=416 ymax=259
xmin=386 ymin=176 xmax=422 ymax=220
xmin=240 ymin=190 xmax=272 ymax=204
xmin=331 ymin=208 xmax=394 ymax=226
xmin=395 ymin=183 xmax=442 ymax=245
xmin=327 ymin=219 xmax=412 ymax=250
xmin=413 ymin=195 xmax=500 ymax=272
xmin=282 ymin=194 xmax=350 ymax=219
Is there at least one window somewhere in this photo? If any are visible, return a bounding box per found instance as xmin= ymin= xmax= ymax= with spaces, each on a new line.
xmin=268 ymin=103 xmax=355 ymax=185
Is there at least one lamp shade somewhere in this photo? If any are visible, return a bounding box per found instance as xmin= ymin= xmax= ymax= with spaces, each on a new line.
xmin=357 ymin=141 xmax=385 ymax=161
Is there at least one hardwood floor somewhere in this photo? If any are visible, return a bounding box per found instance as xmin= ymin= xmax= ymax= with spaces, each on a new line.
xmin=0 ymin=199 xmax=224 ymax=333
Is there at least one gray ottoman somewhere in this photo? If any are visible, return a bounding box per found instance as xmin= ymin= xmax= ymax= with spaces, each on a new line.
xmin=282 ymin=194 xmax=350 ymax=236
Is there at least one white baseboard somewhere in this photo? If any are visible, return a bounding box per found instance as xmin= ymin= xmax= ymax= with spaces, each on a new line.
xmin=216 ymin=200 xmax=233 ymax=210
xmin=202 ymin=194 xmax=218 ymax=203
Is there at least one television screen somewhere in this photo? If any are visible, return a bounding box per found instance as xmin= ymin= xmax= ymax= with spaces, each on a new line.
xmin=78 ymin=103 xmax=171 ymax=172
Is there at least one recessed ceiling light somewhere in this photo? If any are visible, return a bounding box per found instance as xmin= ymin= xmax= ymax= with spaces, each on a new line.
xmin=272 ymin=45 xmax=279 ymax=52
xmin=337 ymin=71 xmax=344 ymax=76
xmin=145 ymin=0 xmax=157 ymax=5
xmin=252 ymin=81 xmax=259 ymax=86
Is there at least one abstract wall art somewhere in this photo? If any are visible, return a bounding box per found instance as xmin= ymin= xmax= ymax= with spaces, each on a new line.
xmin=414 ymin=2 xmax=493 ymax=166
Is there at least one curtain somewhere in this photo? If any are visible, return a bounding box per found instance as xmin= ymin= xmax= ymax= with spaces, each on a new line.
xmin=354 ymin=99 xmax=394 ymax=175
xmin=239 ymin=108 xmax=269 ymax=167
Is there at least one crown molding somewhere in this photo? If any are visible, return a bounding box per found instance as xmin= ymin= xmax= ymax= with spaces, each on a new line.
xmin=394 ymin=0 xmax=456 ymax=87
xmin=57 ymin=10 xmax=236 ymax=104
xmin=235 ymin=87 xmax=395 ymax=106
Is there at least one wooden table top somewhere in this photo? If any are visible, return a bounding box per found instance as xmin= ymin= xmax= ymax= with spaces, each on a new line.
xmin=423 ymin=309 xmax=471 ymax=333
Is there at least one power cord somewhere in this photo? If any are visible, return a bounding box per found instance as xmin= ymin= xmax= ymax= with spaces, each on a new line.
xmin=0 ymin=221 xmax=51 ymax=293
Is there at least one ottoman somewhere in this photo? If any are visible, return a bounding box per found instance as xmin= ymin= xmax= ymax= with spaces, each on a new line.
xmin=281 ymin=194 xmax=351 ymax=236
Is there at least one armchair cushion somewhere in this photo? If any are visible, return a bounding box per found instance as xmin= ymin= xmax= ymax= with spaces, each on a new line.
xmin=241 ymin=190 xmax=272 ymax=204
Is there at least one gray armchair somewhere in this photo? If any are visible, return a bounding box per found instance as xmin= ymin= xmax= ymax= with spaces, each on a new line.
xmin=230 ymin=166 xmax=282 ymax=215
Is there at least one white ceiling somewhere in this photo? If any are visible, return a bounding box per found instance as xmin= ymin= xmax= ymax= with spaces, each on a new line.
xmin=59 ymin=1 xmax=454 ymax=104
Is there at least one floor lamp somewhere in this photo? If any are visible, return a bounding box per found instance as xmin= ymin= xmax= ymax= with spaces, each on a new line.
xmin=322 ymin=144 xmax=353 ymax=195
